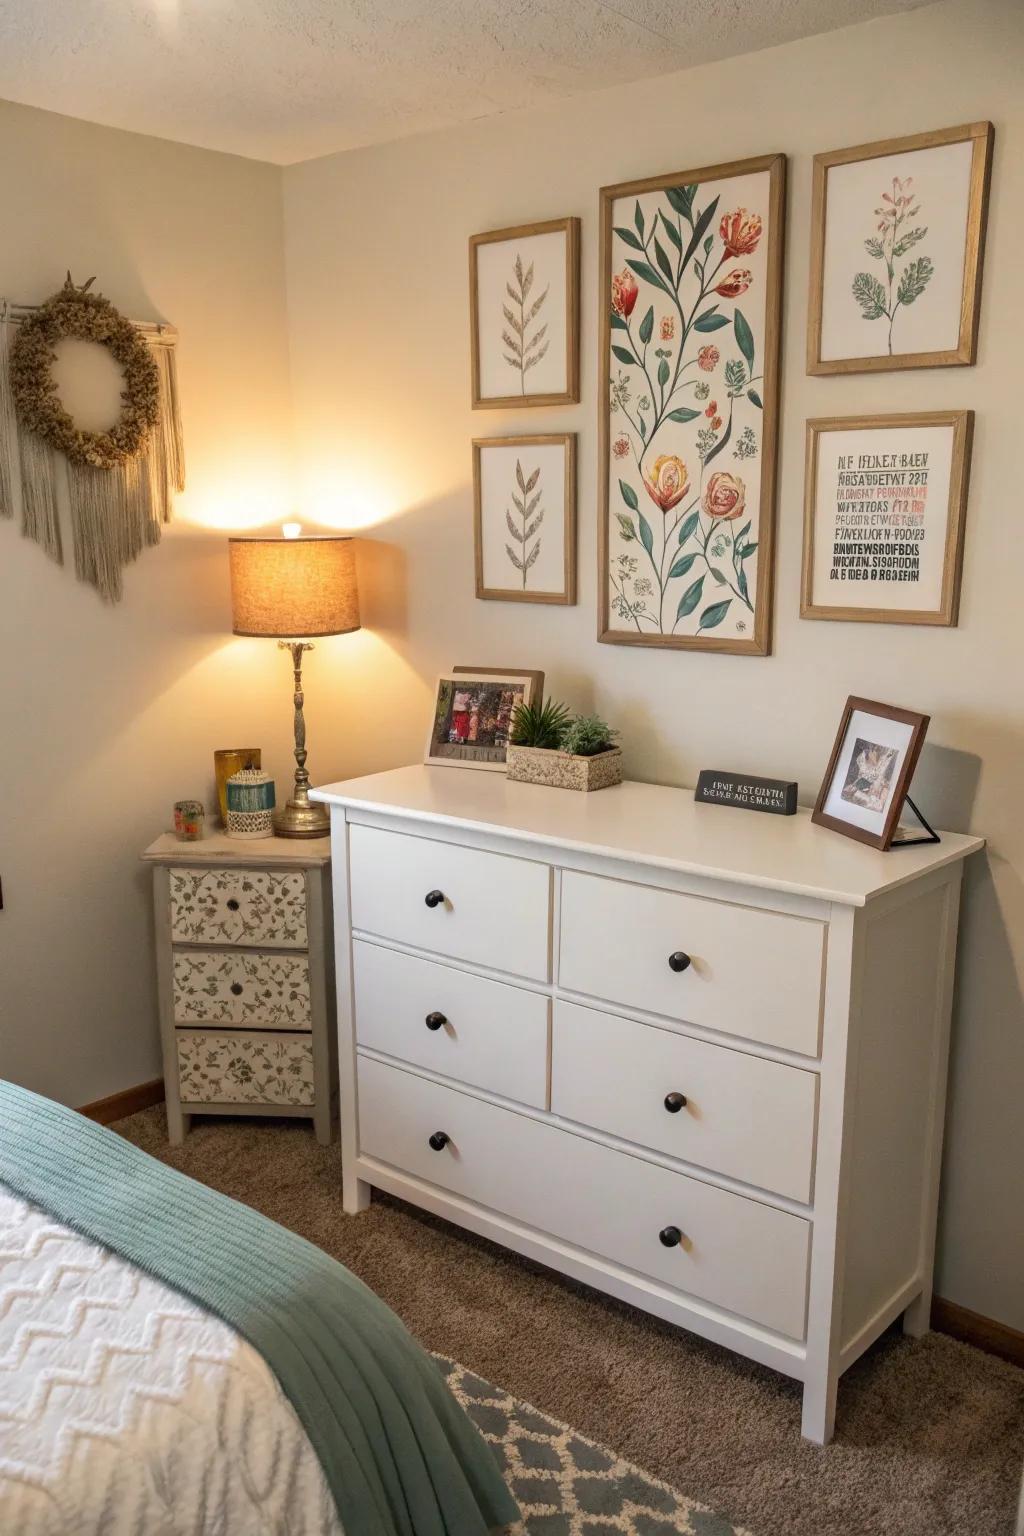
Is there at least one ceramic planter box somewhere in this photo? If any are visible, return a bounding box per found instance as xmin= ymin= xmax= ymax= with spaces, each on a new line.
xmin=506 ymin=743 xmax=623 ymax=792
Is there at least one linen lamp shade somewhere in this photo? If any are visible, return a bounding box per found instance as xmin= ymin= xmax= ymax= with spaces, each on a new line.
xmin=229 ymin=536 xmax=360 ymax=639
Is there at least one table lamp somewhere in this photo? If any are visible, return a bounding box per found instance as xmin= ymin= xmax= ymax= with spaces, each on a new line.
xmin=228 ymin=531 xmax=360 ymax=838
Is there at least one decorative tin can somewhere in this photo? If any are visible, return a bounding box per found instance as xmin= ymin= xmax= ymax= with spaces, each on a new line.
xmin=214 ymin=747 xmax=262 ymax=826
xmin=173 ymin=799 xmax=205 ymax=840
xmin=225 ymin=768 xmax=276 ymax=840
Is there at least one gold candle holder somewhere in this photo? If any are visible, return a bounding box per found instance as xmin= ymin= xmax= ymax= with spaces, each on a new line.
xmin=214 ymin=748 xmax=262 ymax=827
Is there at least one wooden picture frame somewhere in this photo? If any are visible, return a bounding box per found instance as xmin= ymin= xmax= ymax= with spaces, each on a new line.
xmin=469 ymin=217 xmax=580 ymax=408
xmin=801 ymin=410 xmax=973 ymax=626
xmin=598 ymin=154 xmax=786 ymax=656
xmin=473 ymin=433 xmax=577 ymax=604
xmin=425 ymin=669 xmax=541 ymax=772
xmin=807 ymin=122 xmax=993 ymax=375
xmin=453 ymin=664 xmax=545 ymax=700
xmin=812 ymin=696 xmax=930 ymax=850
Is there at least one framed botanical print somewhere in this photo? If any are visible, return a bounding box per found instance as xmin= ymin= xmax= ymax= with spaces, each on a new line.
xmin=598 ymin=154 xmax=785 ymax=655
xmin=425 ymin=670 xmax=540 ymax=771
xmin=812 ymin=696 xmax=930 ymax=850
xmin=469 ymin=217 xmax=580 ymax=408
xmin=802 ymin=411 xmax=973 ymax=626
xmin=473 ymin=434 xmax=576 ymax=604
xmin=807 ymin=122 xmax=993 ymax=375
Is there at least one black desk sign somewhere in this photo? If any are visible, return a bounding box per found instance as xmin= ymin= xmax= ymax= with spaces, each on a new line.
xmin=695 ymin=770 xmax=798 ymax=816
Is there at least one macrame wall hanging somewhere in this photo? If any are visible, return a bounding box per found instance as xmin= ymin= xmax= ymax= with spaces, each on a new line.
xmin=0 ymin=274 xmax=185 ymax=602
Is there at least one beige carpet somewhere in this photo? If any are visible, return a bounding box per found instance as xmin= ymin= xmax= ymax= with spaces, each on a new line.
xmin=116 ymin=1109 xmax=1024 ymax=1536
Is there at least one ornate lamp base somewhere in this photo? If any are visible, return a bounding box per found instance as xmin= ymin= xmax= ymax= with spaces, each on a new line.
xmin=274 ymin=640 xmax=331 ymax=840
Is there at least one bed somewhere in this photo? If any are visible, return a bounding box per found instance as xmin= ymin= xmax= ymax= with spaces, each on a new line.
xmin=0 ymin=1081 xmax=518 ymax=1536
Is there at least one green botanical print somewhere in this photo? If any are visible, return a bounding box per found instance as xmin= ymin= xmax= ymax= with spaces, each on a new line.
xmin=852 ymin=174 xmax=932 ymax=354
xmin=608 ymin=190 xmax=766 ymax=636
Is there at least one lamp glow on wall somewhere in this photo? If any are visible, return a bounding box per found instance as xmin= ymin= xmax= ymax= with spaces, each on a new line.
xmin=228 ymin=527 xmax=360 ymax=838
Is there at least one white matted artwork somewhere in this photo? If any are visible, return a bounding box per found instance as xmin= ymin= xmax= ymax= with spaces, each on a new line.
xmin=802 ymin=412 xmax=973 ymax=626
xmin=808 ymin=122 xmax=993 ymax=374
xmin=473 ymin=434 xmax=576 ymax=604
xmin=813 ymin=696 xmax=929 ymax=850
xmin=470 ymin=218 xmax=580 ymax=407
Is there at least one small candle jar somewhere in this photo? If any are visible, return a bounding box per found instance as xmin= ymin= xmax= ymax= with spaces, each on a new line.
xmin=226 ymin=769 xmax=276 ymax=840
xmin=173 ymin=799 xmax=205 ymax=841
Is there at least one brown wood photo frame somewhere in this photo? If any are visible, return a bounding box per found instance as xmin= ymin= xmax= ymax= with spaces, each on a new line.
xmin=469 ymin=217 xmax=580 ymax=408
xmin=812 ymin=696 xmax=930 ymax=850
xmin=801 ymin=410 xmax=974 ymax=626
xmin=807 ymin=122 xmax=993 ymax=376
xmin=473 ymin=434 xmax=576 ymax=604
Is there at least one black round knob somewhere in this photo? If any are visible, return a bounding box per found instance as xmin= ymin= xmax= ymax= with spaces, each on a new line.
xmin=230 ymin=982 xmax=244 ymax=996
xmin=424 ymin=889 xmax=446 ymax=909
xmin=425 ymin=1012 xmax=447 ymax=1031
xmin=664 ymin=1091 xmax=688 ymax=1113
xmin=428 ymin=1131 xmax=451 ymax=1152
xmin=667 ymin=951 xmax=691 ymax=973
xmin=226 ymin=898 xmax=240 ymax=912
xmin=659 ymin=1225 xmax=683 ymax=1248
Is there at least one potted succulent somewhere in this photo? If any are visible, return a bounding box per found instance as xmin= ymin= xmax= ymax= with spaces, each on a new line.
xmin=506 ymin=700 xmax=623 ymax=792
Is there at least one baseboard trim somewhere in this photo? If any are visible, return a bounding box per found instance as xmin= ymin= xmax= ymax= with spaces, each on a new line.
xmin=932 ymin=1295 xmax=1024 ymax=1369
xmin=79 ymin=1078 xmax=165 ymax=1126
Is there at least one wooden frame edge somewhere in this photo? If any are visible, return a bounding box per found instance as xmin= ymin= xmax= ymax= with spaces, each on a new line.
xmin=597 ymin=152 xmax=786 ymax=657
xmin=800 ymin=411 xmax=973 ymax=626
xmin=473 ymin=433 xmax=577 ymax=604
xmin=79 ymin=1077 xmax=165 ymax=1126
xmin=469 ymin=216 xmax=581 ymax=409
xmin=806 ymin=121 xmax=994 ymax=376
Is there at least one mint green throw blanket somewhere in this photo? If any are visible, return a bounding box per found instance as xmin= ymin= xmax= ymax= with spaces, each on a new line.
xmin=0 ymin=1082 xmax=518 ymax=1536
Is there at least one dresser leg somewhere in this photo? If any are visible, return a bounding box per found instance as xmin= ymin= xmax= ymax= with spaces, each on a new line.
xmin=343 ymin=1174 xmax=371 ymax=1215
xmin=166 ymin=1105 xmax=191 ymax=1144
xmin=902 ymin=1285 xmax=932 ymax=1338
xmin=313 ymin=1101 xmax=334 ymax=1145
xmin=801 ymin=1370 xmax=838 ymax=1445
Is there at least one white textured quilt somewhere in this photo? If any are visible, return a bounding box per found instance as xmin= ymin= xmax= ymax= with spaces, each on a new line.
xmin=0 ymin=1187 xmax=343 ymax=1535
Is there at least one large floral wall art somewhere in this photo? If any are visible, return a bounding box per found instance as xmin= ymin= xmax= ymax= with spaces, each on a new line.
xmin=597 ymin=155 xmax=785 ymax=655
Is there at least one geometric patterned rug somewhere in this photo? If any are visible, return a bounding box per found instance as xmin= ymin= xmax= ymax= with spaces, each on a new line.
xmin=438 ymin=1358 xmax=752 ymax=1536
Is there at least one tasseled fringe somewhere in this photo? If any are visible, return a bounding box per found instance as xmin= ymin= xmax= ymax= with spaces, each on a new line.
xmin=19 ymin=430 xmax=63 ymax=564
xmin=0 ymin=302 xmax=183 ymax=602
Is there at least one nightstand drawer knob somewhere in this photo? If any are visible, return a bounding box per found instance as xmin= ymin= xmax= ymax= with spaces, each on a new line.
xmin=425 ymin=1011 xmax=447 ymax=1031
xmin=428 ymin=1130 xmax=451 ymax=1151
xmin=424 ymin=889 xmax=446 ymax=909
xmin=667 ymin=951 xmax=691 ymax=973
xmin=659 ymin=1225 xmax=684 ymax=1248
xmin=664 ymin=1091 xmax=688 ymax=1113
xmin=226 ymin=898 xmax=240 ymax=912
xmin=230 ymin=982 xmax=244 ymax=996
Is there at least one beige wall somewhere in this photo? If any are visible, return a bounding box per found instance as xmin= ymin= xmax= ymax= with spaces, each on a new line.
xmin=0 ymin=101 xmax=305 ymax=1104
xmin=283 ymin=0 xmax=1024 ymax=1327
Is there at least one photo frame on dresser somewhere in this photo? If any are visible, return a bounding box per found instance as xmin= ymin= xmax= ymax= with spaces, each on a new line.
xmin=801 ymin=411 xmax=974 ymax=626
xmin=469 ymin=216 xmax=580 ymax=407
xmin=425 ymin=669 xmax=541 ymax=771
xmin=597 ymin=153 xmax=785 ymax=655
xmin=807 ymin=122 xmax=993 ymax=375
xmin=812 ymin=695 xmax=930 ymax=849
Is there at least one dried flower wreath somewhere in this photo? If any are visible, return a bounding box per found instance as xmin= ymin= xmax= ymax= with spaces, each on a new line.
xmin=9 ymin=273 xmax=159 ymax=469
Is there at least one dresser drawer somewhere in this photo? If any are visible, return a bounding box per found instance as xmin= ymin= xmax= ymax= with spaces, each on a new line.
xmin=173 ymin=950 xmax=311 ymax=1030
xmin=559 ymin=871 xmax=824 ymax=1056
xmin=349 ymin=825 xmax=551 ymax=981
xmin=169 ymin=868 xmax=308 ymax=949
xmin=551 ymin=1000 xmax=817 ymax=1202
xmin=354 ymin=941 xmax=549 ymax=1108
xmin=358 ymin=1056 xmax=809 ymax=1339
xmin=176 ymin=1029 xmax=314 ymax=1105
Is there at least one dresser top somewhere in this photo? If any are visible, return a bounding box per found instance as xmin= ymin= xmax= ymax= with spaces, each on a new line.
xmin=141 ymin=830 xmax=331 ymax=867
xmin=311 ymin=765 xmax=983 ymax=907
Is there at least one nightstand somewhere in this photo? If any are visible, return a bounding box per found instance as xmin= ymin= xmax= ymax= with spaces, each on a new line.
xmin=142 ymin=832 xmax=336 ymax=1144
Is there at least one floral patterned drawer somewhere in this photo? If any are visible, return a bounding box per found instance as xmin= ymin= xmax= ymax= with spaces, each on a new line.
xmin=169 ymin=868 xmax=307 ymax=949
xmin=173 ymin=950 xmax=312 ymax=1030
xmin=176 ymin=1030 xmax=315 ymax=1106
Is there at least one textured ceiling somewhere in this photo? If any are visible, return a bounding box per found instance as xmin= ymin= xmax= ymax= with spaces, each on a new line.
xmin=0 ymin=0 xmax=928 ymax=164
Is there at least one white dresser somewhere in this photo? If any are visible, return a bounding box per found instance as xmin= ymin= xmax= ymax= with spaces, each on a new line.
xmin=312 ymin=766 xmax=983 ymax=1443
